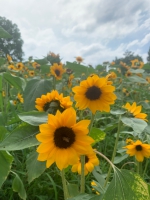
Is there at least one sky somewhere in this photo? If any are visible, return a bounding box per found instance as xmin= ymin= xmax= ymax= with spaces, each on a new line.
xmin=1 ymin=0 xmax=150 ymax=67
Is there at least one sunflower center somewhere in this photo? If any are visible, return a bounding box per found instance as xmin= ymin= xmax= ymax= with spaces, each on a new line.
xmin=85 ymin=86 xmax=101 ymax=100
xmin=136 ymin=145 xmax=142 ymax=151
xmin=55 ymin=69 xmax=60 ymax=76
xmin=54 ymin=127 xmax=75 ymax=149
xmin=85 ymin=155 xmax=89 ymax=163
xmin=43 ymin=102 xmax=50 ymax=111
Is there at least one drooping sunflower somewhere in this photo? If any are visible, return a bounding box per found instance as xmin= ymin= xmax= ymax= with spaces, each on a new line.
xmin=123 ymin=140 xmax=150 ymax=162
xmin=71 ymin=151 xmax=99 ymax=175
xmin=35 ymin=90 xmax=73 ymax=113
xmin=36 ymin=108 xmax=94 ymax=170
xmin=72 ymin=75 xmax=117 ymax=114
xmin=123 ymin=102 xmax=148 ymax=121
xmin=7 ymin=54 xmax=13 ymax=63
xmin=50 ymin=63 xmax=66 ymax=80
xmin=76 ymin=56 xmax=84 ymax=63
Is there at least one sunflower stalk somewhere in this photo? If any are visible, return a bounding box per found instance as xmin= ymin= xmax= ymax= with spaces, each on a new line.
xmin=80 ymin=155 xmax=85 ymax=193
xmin=61 ymin=169 xmax=69 ymax=200
xmin=104 ymin=114 xmax=122 ymax=187
xmin=53 ymin=76 xmax=56 ymax=90
xmin=88 ymin=113 xmax=95 ymax=135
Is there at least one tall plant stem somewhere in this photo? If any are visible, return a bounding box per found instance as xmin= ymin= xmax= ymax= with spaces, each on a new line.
xmin=143 ymin=159 xmax=149 ymax=178
xmin=88 ymin=113 xmax=95 ymax=135
xmin=61 ymin=169 xmax=69 ymax=200
xmin=104 ymin=115 xmax=122 ymax=187
xmin=53 ymin=76 xmax=56 ymax=90
xmin=80 ymin=155 xmax=85 ymax=193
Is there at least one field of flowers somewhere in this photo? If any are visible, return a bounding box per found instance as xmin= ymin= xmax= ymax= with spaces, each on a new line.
xmin=0 ymin=50 xmax=150 ymax=200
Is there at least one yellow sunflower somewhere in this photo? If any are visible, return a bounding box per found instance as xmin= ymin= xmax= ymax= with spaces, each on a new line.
xmin=125 ymin=70 xmax=132 ymax=77
xmin=123 ymin=140 xmax=150 ymax=162
xmin=8 ymin=64 xmax=16 ymax=70
xmin=35 ymin=90 xmax=73 ymax=113
xmin=50 ymin=63 xmax=66 ymax=80
xmin=17 ymin=93 xmax=24 ymax=103
xmin=71 ymin=151 xmax=99 ymax=175
xmin=123 ymin=102 xmax=148 ymax=121
xmin=16 ymin=62 xmax=24 ymax=70
xmin=32 ymin=62 xmax=40 ymax=69
xmin=67 ymin=74 xmax=74 ymax=88
xmin=76 ymin=56 xmax=84 ymax=63
xmin=36 ymin=108 xmax=94 ymax=170
xmin=7 ymin=54 xmax=13 ymax=63
xmin=28 ymin=70 xmax=35 ymax=77
xmin=72 ymin=75 xmax=116 ymax=114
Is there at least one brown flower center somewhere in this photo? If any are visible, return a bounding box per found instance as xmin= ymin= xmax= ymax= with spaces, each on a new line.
xmin=85 ymin=155 xmax=89 ymax=163
xmin=85 ymin=86 xmax=101 ymax=100
xmin=54 ymin=127 xmax=75 ymax=148
xmin=55 ymin=69 xmax=60 ymax=76
xmin=136 ymin=145 xmax=142 ymax=151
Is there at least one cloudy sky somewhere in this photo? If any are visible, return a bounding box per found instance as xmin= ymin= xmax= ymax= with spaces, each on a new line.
xmin=1 ymin=0 xmax=150 ymax=66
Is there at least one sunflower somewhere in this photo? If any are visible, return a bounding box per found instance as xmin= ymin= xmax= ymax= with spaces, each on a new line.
xmin=67 ymin=74 xmax=74 ymax=88
xmin=123 ymin=102 xmax=148 ymax=121
xmin=50 ymin=63 xmax=65 ymax=80
xmin=76 ymin=56 xmax=84 ymax=63
xmin=106 ymin=72 xmax=117 ymax=79
xmin=17 ymin=93 xmax=24 ymax=103
xmin=28 ymin=70 xmax=35 ymax=77
xmin=16 ymin=62 xmax=24 ymax=70
xmin=32 ymin=62 xmax=40 ymax=69
xmin=8 ymin=65 xmax=16 ymax=70
xmin=123 ymin=140 xmax=150 ymax=162
xmin=125 ymin=70 xmax=132 ymax=77
xmin=35 ymin=90 xmax=73 ymax=114
xmin=36 ymin=108 xmax=94 ymax=170
xmin=72 ymin=75 xmax=116 ymax=114
xmin=71 ymin=151 xmax=99 ymax=175
xmin=7 ymin=54 xmax=13 ymax=63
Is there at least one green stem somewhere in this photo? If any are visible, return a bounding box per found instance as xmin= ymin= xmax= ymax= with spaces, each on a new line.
xmin=143 ymin=159 xmax=149 ymax=178
xmin=0 ymin=75 xmax=3 ymax=112
xmin=61 ymin=169 xmax=69 ymax=200
xmin=136 ymin=161 xmax=142 ymax=176
xmin=88 ymin=113 xmax=95 ymax=135
xmin=104 ymin=115 xmax=122 ymax=187
xmin=53 ymin=76 xmax=56 ymax=90
xmin=80 ymin=155 xmax=85 ymax=193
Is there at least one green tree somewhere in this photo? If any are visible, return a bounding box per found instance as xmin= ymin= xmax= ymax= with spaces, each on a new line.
xmin=114 ymin=50 xmax=143 ymax=65
xmin=147 ymin=47 xmax=150 ymax=63
xmin=0 ymin=16 xmax=24 ymax=61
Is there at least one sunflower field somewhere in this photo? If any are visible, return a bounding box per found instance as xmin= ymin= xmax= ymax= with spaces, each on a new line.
xmin=0 ymin=27 xmax=150 ymax=200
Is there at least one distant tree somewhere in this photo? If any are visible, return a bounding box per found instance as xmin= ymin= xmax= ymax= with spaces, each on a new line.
xmin=114 ymin=50 xmax=143 ymax=65
xmin=0 ymin=16 xmax=24 ymax=61
xmin=147 ymin=47 xmax=150 ymax=63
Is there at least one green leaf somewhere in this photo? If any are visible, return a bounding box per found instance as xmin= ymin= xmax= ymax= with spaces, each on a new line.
xmin=121 ymin=117 xmax=147 ymax=134
xmin=127 ymin=76 xmax=147 ymax=83
xmin=66 ymin=62 xmax=96 ymax=77
xmin=0 ymin=126 xmax=8 ymax=141
xmin=92 ymin=168 xmax=105 ymax=194
xmin=26 ymin=151 xmax=46 ymax=184
xmin=130 ymin=69 xmax=144 ymax=73
xmin=68 ymin=193 xmax=101 ymax=200
xmin=18 ymin=111 xmax=48 ymax=126
xmin=102 ymin=169 xmax=150 ymax=200
xmin=114 ymin=154 xmax=128 ymax=164
xmin=12 ymin=172 xmax=27 ymax=200
xmin=23 ymin=79 xmax=53 ymax=111
xmin=40 ymin=65 xmax=51 ymax=73
xmin=67 ymin=183 xmax=79 ymax=198
xmin=3 ymin=72 xmax=26 ymax=91
xmin=0 ymin=26 xmax=12 ymax=38
xmin=34 ymin=58 xmax=48 ymax=65
xmin=110 ymin=110 xmax=126 ymax=115
xmin=90 ymin=127 xmax=106 ymax=145
xmin=0 ymin=151 xmax=13 ymax=188
xmin=0 ymin=123 xmax=39 ymax=151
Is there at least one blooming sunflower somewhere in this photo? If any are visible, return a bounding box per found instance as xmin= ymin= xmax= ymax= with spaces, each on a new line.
xmin=123 ymin=140 xmax=150 ymax=162
xmin=50 ymin=63 xmax=66 ymax=80
xmin=71 ymin=151 xmax=99 ymax=175
xmin=35 ymin=90 xmax=73 ymax=114
xmin=72 ymin=75 xmax=116 ymax=114
xmin=16 ymin=62 xmax=24 ymax=70
xmin=32 ymin=62 xmax=40 ymax=69
xmin=28 ymin=70 xmax=35 ymax=77
xmin=123 ymin=102 xmax=148 ymax=121
xmin=8 ymin=65 xmax=16 ymax=71
xmin=36 ymin=108 xmax=94 ymax=170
